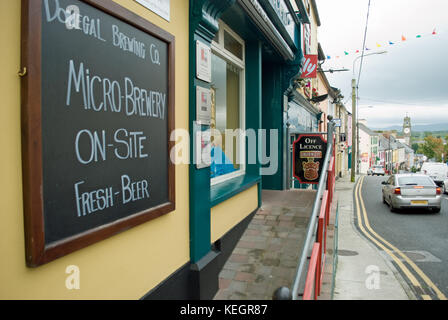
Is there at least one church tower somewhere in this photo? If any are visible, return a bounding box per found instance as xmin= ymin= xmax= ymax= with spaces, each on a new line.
xmin=403 ymin=115 xmax=411 ymax=145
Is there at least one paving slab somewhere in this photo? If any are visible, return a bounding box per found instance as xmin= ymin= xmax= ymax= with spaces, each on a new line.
xmin=333 ymin=175 xmax=413 ymax=300
xmin=213 ymin=189 xmax=316 ymax=300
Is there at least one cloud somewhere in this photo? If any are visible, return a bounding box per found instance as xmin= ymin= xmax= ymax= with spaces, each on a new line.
xmin=358 ymin=104 xmax=448 ymax=128
xmin=316 ymin=0 xmax=448 ymax=128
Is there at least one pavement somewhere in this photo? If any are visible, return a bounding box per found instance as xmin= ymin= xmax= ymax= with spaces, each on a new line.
xmin=213 ymin=173 xmax=414 ymax=300
xmin=333 ymin=174 xmax=413 ymax=300
xmin=213 ymin=189 xmax=316 ymax=300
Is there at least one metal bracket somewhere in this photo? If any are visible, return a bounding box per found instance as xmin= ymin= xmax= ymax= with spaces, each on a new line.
xmin=18 ymin=67 xmax=27 ymax=77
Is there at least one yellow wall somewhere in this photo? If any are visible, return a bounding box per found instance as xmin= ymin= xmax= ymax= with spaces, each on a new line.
xmin=211 ymin=185 xmax=258 ymax=243
xmin=0 ymin=0 xmax=189 ymax=299
xmin=316 ymin=71 xmax=329 ymax=132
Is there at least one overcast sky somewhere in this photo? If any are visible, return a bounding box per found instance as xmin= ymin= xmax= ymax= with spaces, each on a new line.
xmin=316 ymin=0 xmax=448 ymax=129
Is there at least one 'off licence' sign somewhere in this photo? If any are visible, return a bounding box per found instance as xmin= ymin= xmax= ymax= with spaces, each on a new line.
xmin=293 ymin=134 xmax=327 ymax=184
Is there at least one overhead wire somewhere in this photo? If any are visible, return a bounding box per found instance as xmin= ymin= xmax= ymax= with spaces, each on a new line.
xmin=356 ymin=0 xmax=372 ymax=89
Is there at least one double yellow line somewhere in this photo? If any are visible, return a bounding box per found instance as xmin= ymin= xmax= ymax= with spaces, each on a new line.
xmin=354 ymin=176 xmax=447 ymax=300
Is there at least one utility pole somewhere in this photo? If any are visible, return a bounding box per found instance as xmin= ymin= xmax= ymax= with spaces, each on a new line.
xmin=350 ymin=79 xmax=356 ymax=182
xmin=350 ymin=51 xmax=387 ymax=183
xmin=388 ymin=134 xmax=391 ymax=174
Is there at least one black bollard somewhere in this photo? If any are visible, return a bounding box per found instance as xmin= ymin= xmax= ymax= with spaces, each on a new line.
xmin=272 ymin=287 xmax=292 ymax=300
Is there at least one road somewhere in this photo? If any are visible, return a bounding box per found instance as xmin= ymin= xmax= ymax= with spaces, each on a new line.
xmin=356 ymin=175 xmax=448 ymax=300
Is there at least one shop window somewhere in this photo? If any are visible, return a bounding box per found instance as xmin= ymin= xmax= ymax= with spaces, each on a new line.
xmin=210 ymin=22 xmax=245 ymax=184
xmin=224 ymin=30 xmax=243 ymax=60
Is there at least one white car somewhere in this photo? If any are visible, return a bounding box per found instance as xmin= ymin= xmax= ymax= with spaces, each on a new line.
xmin=420 ymin=162 xmax=448 ymax=194
xmin=382 ymin=174 xmax=442 ymax=213
xmin=369 ymin=165 xmax=385 ymax=176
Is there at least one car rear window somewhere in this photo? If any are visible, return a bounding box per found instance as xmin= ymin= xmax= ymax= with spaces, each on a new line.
xmin=398 ymin=176 xmax=434 ymax=186
xmin=422 ymin=164 xmax=447 ymax=170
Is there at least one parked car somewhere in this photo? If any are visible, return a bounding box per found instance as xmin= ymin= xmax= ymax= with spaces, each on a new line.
xmin=420 ymin=162 xmax=448 ymax=194
xmin=382 ymin=174 xmax=442 ymax=213
xmin=369 ymin=165 xmax=385 ymax=176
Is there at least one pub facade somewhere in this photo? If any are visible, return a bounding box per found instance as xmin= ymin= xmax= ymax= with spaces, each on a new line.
xmin=0 ymin=0 xmax=306 ymax=299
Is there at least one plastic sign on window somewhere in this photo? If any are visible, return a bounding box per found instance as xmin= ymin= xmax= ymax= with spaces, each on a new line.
xmin=196 ymin=86 xmax=211 ymax=125
xmin=195 ymin=125 xmax=212 ymax=169
xmin=196 ymin=40 xmax=212 ymax=83
xmin=300 ymin=54 xmax=318 ymax=78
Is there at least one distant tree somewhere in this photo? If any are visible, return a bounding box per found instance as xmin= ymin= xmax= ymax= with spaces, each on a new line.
xmin=424 ymin=131 xmax=432 ymax=138
xmin=444 ymin=136 xmax=448 ymax=162
xmin=420 ymin=136 xmax=444 ymax=161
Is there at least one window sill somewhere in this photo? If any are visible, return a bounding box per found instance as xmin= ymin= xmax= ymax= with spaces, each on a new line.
xmin=210 ymin=174 xmax=261 ymax=207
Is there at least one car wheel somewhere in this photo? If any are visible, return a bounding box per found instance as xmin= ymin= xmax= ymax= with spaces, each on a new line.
xmin=389 ymin=198 xmax=398 ymax=212
xmin=382 ymin=195 xmax=387 ymax=204
xmin=433 ymin=207 xmax=441 ymax=213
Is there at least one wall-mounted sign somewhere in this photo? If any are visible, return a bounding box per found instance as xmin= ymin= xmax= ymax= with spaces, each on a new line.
xmin=300 ymin=54 xmax=318 ymax=78
xmin=20 ymin=0 xmax=175 ymax=266
xmin=135 ymin=0 xmax=170 ymax=21
xmin=196 ymin=40 xmax=212 ymax=82
xmin=265 ymin=0 xmax=294 ymax=41
xmin=333 ymin=119 xmax=342 ymax=127
xmin=293 ymin=134 xmax=328 ymax=184
xmin=287 ymin=102 xmax=313 ymax=131
xmin=303 ymin=24 xmax=311 ymax=54
xmin=196 ymin=86 xmax=211 ymax=125
xmin=362 ymin=153 xmax=369 ymax=162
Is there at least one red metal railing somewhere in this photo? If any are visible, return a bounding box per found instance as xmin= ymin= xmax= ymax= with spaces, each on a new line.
xmin=303 ymin=154 xmax=335 ymax=300
xmin=302 ymin=243 xmax=321 ymax=300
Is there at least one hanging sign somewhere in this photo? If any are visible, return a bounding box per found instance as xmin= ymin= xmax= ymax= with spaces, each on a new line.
xmin=300 ymin=54 xmax=318 ymax=78
xmin=293 ymin=134 xmax=328 ymax=184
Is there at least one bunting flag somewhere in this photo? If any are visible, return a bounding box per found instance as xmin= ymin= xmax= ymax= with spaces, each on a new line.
xmin=324 ymin=27 xmax=439 ymax=60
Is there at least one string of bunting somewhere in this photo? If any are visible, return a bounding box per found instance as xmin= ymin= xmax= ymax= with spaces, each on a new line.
xmin=326 ymin=28 xmax=438 ymax=60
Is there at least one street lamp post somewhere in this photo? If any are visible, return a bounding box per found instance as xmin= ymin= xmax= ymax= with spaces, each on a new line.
xmin=350 ymin=51 xmax=387 ymax=182
xmin=351 ymin=79 xmax=357 ymax=182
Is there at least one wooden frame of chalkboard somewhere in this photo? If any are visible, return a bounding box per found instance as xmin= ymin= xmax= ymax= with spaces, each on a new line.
xmin=20 ymin=0 xmax=175 ymax=267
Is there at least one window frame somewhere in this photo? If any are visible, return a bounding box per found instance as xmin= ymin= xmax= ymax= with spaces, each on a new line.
xmin=210 ymin=21 xmax=246 ymax=186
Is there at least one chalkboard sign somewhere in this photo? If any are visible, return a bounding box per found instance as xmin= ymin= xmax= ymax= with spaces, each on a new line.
xmin=293 ymin=134 xmax=327 ymax=185
xmin=20 ymin=0 xmax=175 ymax=266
